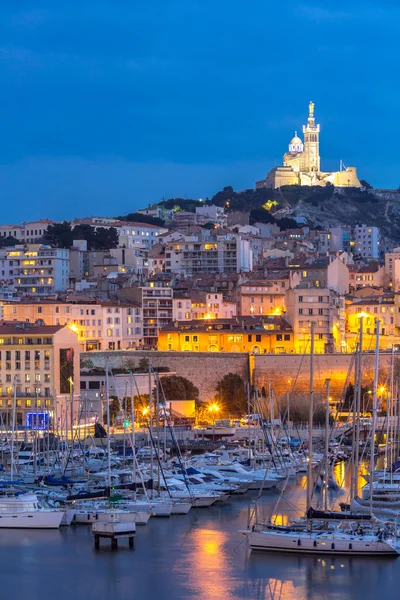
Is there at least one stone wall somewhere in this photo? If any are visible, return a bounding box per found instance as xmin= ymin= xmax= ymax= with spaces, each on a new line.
xmin=81 ymin=351 xmax=249 ymax=402
xmin=81 ymin=350 xmax=395 ymax=404
xmin=250 ymin=353 xmax=395 ymax=400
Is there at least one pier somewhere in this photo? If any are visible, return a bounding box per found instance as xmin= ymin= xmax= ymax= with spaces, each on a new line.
xmin=92 ymin=521 xmax=136 ymax=550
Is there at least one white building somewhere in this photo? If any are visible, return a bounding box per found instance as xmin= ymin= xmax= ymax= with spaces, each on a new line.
xmin=353 ymin=225 xmax=379 ymax=260
xmin=117 ymin=222 xmax=169 ymax=249
xmin=0 ymin=220 xmax=56 ymax=244
xmin=5 ymin=245 xmax=70 ymax=296
xmin=165 ymin=233 xmax=253 ymax=275
xmin=125 ymin=284 xmax=173 ymax=348
xmin=70 ymin=219 xmax=168 ymax=250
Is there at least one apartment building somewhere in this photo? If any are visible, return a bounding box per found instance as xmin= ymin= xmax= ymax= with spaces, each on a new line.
xmin=354 ymin=264 xmax=385 ymax=288
xmin=298 ymin=256 xmax=349 ymax=295
xmin=385 ymin=248 xmax=400 ymax=287
xmin=172 ymin=291 xmax=237 ymax=321
xmin=165 ymin=233 xmax=252 ymax=275
xmin=237 ymin=281 xmax=287 ymax=316
xmin=3 ymin=299 xmax=143 ymax=351
xmin=347 ymin=294 xmax=396 ymax=351
xmin=286 ymin=286 xmax=345 ymax=353
xmin=126 ymin=284 xmax=173 ymax=348
xmin=0 ymin=321 xmax=80 ymax=428
xmin=117 ymin=222 xmax=169 ymax=249
xmin=329 ymin=225 xmax=380 ymax=260
xmin=0 ymin=220 xmax=55 ymax=244
xmin=353 ymin=225 xmax=379 ymax=260
xmin=158 ymin=316 xmax=293 ymax=354
xmin=4 ymin=245 xmax=70 ymax=296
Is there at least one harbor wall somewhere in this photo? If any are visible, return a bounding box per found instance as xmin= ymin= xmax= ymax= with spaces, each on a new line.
xmin=81 ymin=350 xmax=396 ymax=403
xmin=81 ymin=351 xmax=249 ymax=402
xmin=250 ymin=353 xmax=396 ymax=400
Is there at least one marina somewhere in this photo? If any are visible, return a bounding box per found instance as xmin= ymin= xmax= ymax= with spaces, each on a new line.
xmin=1 ymin=478 xmax=400 ymax=600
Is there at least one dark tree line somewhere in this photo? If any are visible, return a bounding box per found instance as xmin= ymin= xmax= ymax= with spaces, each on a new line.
xmin=43 ymin=222 xmax=119 ymax=250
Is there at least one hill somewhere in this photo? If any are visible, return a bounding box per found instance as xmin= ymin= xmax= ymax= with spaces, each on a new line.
xmin=156 ymin=186 xmax=400 ymax=250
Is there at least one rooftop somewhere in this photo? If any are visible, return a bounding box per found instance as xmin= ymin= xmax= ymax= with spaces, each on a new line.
xmin=0 ymin=321 xmax=65 ymax=334
xmin=160 ymin=316 xmax=292 ymax=333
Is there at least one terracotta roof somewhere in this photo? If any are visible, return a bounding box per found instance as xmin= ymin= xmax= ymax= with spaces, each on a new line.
xmin=0 ymin=321 xmax=65 ymax=334
xmin=160 ymin=316 xmax=292 ymax=333
xmin=357 ymin=264 xmax=382 ymax=273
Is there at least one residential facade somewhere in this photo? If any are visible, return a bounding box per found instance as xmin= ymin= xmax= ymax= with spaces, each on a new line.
xmin=3 ymin=299 xmax=143 ymax=351
xmin=165 ymin=233 xmax=253 ymax=275
xmin=0 ymin=321 xmax=80 ymax=428
xmin=285 ymin=287 xmax=346 ymax=353
xmin=237 ymin=281 xmax=286 ymax=317
xmin=172 ymin=291 xmax=237 ymax=321
xmin=9 ymin=245 xmax=70 ymax=295
xmin=126 ymin=284 xmax=173 ymax=348
xmin=158 ymin=317 xmax=294 ymax=354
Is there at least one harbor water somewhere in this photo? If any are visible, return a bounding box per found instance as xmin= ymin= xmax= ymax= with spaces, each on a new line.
xmin=2 ymin=474 xmax=400 ymax=600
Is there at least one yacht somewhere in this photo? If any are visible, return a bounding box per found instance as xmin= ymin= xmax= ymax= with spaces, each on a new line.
xmin=0 ymin=493 xmax=64 ymax=529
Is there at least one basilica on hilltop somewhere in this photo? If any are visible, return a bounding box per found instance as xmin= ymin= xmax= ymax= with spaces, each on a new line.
xmin=256 ymin=102 xmax=361 ymax=189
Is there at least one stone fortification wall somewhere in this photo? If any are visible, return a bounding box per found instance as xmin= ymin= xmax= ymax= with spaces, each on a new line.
xmin=81 ymin=350 xmax=395 ymax=404
xmin=81 ymin=351 xmax=249 ymax=403
xmin=250 ymin=353 xmax=395 ymax=400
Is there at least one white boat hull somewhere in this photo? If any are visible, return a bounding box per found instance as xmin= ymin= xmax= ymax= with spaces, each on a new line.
xmin=171 ymin=502 xmax=191 ymax=514
xmin=245 ymin=529 xmax=398 ymax=555
xmin=74 ymin=510 xmax=150 ymax=525
xmin=0 ymin=511 xmax=63 ymax=529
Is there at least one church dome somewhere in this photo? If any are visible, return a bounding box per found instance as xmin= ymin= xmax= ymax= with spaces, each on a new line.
xmin=290 ymin=135 xmax=303 ymax=146
xmin=288 ymin=131 xmax=304 ymax=154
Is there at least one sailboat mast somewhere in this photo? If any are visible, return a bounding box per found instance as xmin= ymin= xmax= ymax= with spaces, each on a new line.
xmin=369 ymin=319 xmax=380 ymax=517
xmin=247 ymin=383 xmax=251 ymax=465
xmin=10 ymin=376 xmax=17 ymax=482
xmin=129 ymin=371 xmax=136 ymax=500
xmin=324 ymin=378 xmax=331 ymax=511
xmin=306 ymin=321 xmax=315 ymax=516
xmin=148 ymin=362 xmax=154 ymax=499
xmin=354 ymin=318 xmax=363 ymax=498
xmin=105 ymin=359 xmax=111 ymax=493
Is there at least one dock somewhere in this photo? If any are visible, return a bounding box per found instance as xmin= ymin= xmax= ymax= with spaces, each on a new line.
xmin=92 ymin=521 xmax=136 ymax=549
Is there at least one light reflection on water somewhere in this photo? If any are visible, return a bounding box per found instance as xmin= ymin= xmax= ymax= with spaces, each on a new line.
xmin=0 ymin=474 xmax=399 ymax=599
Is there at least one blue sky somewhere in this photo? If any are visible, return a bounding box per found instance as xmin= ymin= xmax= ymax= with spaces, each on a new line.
xmin=0 ymin=1 xmax=398 ymax=221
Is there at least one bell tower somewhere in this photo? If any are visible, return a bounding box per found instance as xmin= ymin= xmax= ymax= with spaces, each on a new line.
xmin=302 ymin=101 xmax=320 ymax=172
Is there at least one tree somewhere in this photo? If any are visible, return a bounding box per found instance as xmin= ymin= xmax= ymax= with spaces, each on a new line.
xmin=116 ymin=212 xmax=165 ymax=227
xmin=215 ymin=373 xmax=246 ymax=416
xmin=92 ymin=227 xmax=119 ymax=250
xmin=43 ymin=222 xmax=118 ymax=250
xmin=138 ymin=358 xmax=149 ymax=371
xmin=43 ymin=221 xmax=73 ymax=248
xmin=360 ymin=180 xmax=373 ymax=190
xmin=202 ymin=222 xmax=216 ymax=230
xmin=0 ymin=236 xmax=19 ymax=248
xmin=158 ymin=375 xmax=199 ymax=402
xmin=103 ymin=396 xmax=120 ymax=425
xmin=122 ymin=394 xmax=149 ymax=415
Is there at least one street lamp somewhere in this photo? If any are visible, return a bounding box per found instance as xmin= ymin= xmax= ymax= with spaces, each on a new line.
xmin=208 ymin=403 xmax=220 ymax=441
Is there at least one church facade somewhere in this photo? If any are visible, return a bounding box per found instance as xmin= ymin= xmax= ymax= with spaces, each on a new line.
xmin=256 ymin=102 xmax=361 ymax=189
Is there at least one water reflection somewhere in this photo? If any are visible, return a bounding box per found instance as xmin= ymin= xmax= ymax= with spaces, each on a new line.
xmin=0 ymin=476 xmax=400 ymax=600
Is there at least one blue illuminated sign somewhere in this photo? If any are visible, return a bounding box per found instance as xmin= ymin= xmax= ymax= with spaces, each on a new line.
xmin=26 ymin=412 xmax=50 ymax=431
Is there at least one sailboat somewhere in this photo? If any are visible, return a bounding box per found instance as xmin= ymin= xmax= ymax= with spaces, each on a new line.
xmin=241 ymin=320 xmax=400 ymax=556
